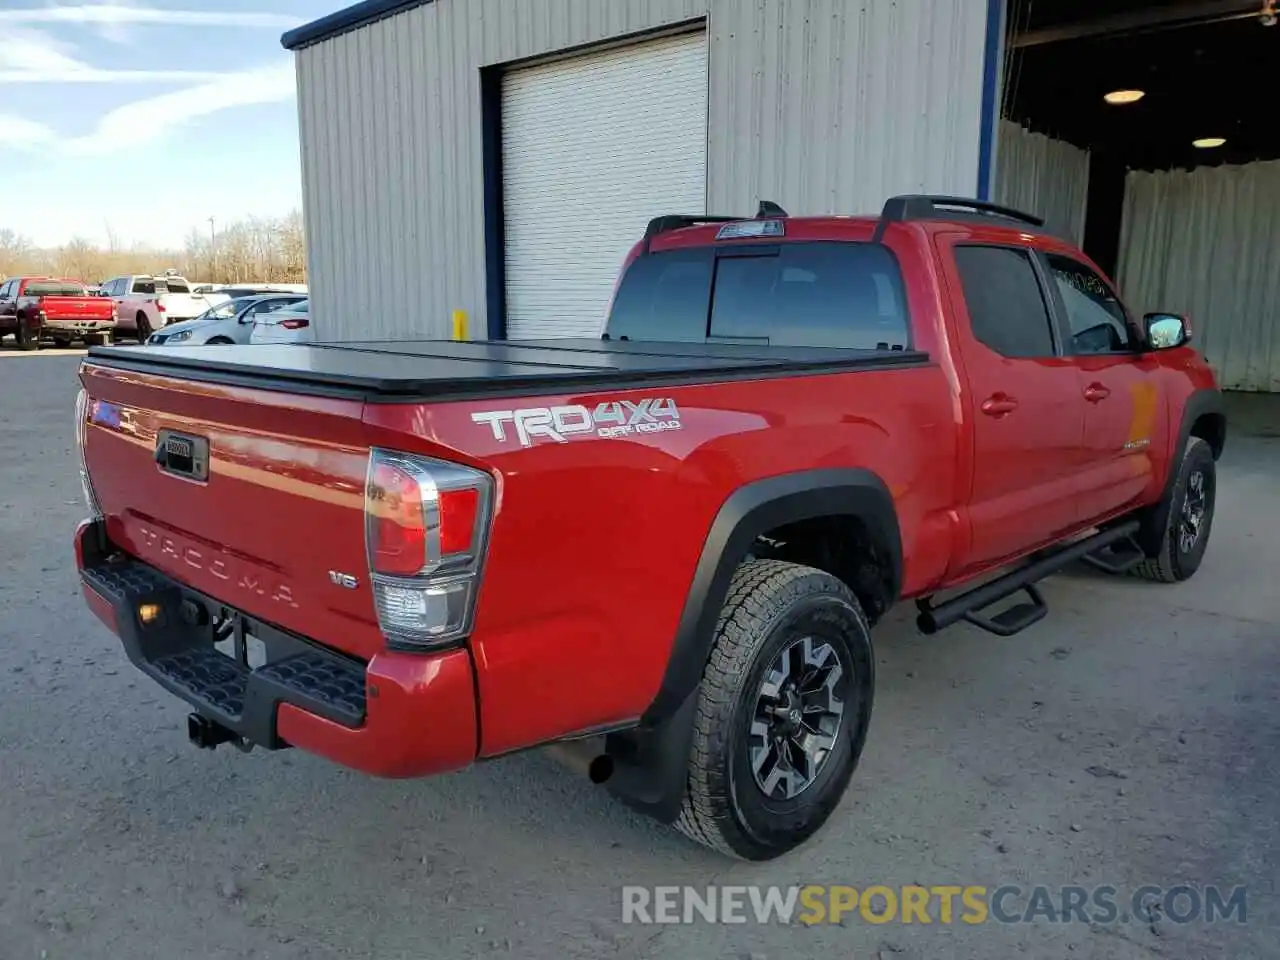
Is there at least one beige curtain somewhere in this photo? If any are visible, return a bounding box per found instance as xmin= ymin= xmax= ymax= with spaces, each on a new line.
xmin=1118 ymin=159 xmax=1280 ymax=392
xmin=995 ymin=120 xmax=1090 ymax=247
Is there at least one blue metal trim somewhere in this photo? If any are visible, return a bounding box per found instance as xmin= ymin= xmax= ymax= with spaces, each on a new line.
xmin=976 ymin=0 xmax=1004 ymax=200
xmin=281 ymin=0 xmax=435 ymax=51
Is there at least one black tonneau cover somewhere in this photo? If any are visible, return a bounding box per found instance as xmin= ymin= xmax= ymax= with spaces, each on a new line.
xmin=86 ymin=338 xmax=929 ymax=401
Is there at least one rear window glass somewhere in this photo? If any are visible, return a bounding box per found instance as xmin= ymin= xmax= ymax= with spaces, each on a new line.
xmin=605 ymin=242 xmax=910 ymax=349
xmin=605 ymin=249 xmax=713 ymax=341
xmin=710 ymin=244 xmax=909 ymax=349
xmin=25 ymin=281 xmax=88 ymax=296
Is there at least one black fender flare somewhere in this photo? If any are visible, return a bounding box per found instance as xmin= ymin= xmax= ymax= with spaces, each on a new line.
xmin=607 ymin=468 xmax=902 ymax=824
xmin=644 ymin=467 xmax=902 ymax=723
xmin=1137 ymin=388 xmax=1226 ymax=555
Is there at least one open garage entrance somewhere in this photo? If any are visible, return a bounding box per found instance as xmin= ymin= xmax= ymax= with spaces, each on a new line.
xmin=995 ymin=0 xmax=1280 ymax=393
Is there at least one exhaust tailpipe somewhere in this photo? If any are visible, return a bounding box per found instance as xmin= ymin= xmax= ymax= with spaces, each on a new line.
xmin=542 ymin=737 xmax=614 ymax=784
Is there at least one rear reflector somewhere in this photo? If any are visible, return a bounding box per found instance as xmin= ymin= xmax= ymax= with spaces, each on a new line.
xmin=437 ymin=487 xmax=479 ymax=557
xmin=368 ymin=460 xmax=427 ymax=576
xmin=365 ymin=449 xmax=493 ymax=650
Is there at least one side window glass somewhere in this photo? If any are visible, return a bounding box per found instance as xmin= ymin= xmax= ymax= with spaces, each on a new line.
xmin=132 ymin=279 xmax=155 ymax=295
xmin=953 ymin=246 xmax=1056 ymax=358
xmin=1045 ymin=254 xmax=1133 ymax=354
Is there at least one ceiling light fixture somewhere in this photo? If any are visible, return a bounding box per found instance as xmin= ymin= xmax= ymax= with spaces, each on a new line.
xmin=1192 ymin=137 xmax=1227 ymax=148
xmin=1104 ymin=89 xmax=1145 ymax=105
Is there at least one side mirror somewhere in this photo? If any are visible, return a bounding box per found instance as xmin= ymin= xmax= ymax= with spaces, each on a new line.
xmin=1144 ymin=312 xmax=1190 ymax=350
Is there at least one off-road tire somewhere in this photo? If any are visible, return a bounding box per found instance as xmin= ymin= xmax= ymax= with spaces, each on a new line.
xmin=674 ymin=559 xmax=875 ymax=860
xmin=1133 ymin=436 xmax=1216 ymax=583
xmin=15 ymin=317 xmax=38 ymax=351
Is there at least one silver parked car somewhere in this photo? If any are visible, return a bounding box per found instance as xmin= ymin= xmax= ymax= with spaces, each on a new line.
xmin=146 ymin=294 xmax=306 ymax=346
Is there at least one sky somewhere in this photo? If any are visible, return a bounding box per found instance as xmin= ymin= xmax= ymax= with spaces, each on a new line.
xmin=0 ymin=1 xmax=338 ymax=249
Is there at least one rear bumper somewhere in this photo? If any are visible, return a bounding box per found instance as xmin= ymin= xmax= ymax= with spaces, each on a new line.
xmin=74 ymin=519 xmax=478 ymax=778
xmin=44 ymin=317 xmax=115 ymax=333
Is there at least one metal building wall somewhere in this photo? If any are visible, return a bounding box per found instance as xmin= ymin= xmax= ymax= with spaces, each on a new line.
xmin=293 ymin=0 xmax=990 ymax=341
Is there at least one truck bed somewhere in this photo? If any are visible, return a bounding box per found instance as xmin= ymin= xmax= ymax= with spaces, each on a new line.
xmin=86 ymin=338 xmax=930 ymax=401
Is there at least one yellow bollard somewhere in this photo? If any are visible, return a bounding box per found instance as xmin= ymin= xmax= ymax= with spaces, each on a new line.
xmin=451 ymin=310 xmax=468 ymax=341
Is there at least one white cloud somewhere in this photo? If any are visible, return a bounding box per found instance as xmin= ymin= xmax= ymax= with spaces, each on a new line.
xmin=0 ymin=5 xmax=303 ymax=29
xmin=0 ymin=67 xmax=225 ymax=82
xmin=0 ymin=112 xmax=55 ymax=143
xmin=64 ymin=61 xmax=297 ymax=155
xmin=0 ymin=25 xmax=220 ymax=82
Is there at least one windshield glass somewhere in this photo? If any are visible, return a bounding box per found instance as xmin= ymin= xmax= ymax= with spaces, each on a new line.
xmin=197 ymin=297 xmax=256 ymax=321
xmin=26 ymin=281 xmax=88 ymax=297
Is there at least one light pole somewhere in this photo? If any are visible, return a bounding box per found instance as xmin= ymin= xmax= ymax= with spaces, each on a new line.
xmin=207 ymin=216 xmax=217 ymax=280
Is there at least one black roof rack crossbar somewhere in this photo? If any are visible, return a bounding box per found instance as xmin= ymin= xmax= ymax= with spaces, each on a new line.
xmin=643 ymin=215 xmax=739 ymax=241
xmin=872 ymin=194 xmax=1045 ymax=242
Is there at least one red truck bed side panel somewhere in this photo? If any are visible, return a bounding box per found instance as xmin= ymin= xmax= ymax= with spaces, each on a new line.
xmin=363 ymin=365 xmax=958 ymax=757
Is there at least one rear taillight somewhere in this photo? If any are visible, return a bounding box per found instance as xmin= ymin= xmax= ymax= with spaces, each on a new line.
xmin=74 ymin=388 xmax=102 ymax=519
xmin=280 ymin=318 xmax=308 ymax=330
xmin=156 ymin=302 xmax=166 ymax=313
xmin=365 ymin=449 xmax=493 ymax=650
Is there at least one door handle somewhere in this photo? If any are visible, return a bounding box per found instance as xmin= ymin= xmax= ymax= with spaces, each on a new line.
xmin=1084 ymin=383 xmax=1111 ymax=403
xmin=981 ymin=394 xmax=1019 ymax=417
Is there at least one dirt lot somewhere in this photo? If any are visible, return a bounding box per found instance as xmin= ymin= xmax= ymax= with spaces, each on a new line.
xmin=1 ymin=349 xmax=1277 ymax=960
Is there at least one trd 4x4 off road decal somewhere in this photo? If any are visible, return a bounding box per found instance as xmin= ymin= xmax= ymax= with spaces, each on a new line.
xmin=471 ymin=399 xmax=682 ymax=448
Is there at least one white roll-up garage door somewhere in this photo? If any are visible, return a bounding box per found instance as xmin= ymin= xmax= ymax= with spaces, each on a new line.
xmin=502 ymin=32 xmax=708 ymax=339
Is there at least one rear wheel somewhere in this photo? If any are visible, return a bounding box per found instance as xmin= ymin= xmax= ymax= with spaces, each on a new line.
xmin=1133 ymin=436 xmax=1216 ymax=583
xmin=135 ymin=312 xmax=152 ymax=342
xmin=52 ymin=335 xmax=73 ymax=349
xmin=15 ymin=316 xmax=38 ymax=351
xmin=674 ymin=559 xmax=875 ymax=860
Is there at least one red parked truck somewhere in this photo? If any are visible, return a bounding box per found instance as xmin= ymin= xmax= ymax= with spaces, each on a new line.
xmin=73 ymin=196 xmax=1225 ymax=860
xmin=0 ymin=276 xmax=116 ymax=349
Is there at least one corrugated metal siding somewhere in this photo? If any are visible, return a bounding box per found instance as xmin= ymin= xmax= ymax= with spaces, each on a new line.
xmin=295 ymin=0 xmax=988 ymax=341
xmin=705 ymin=0 xmax=986 ymax=218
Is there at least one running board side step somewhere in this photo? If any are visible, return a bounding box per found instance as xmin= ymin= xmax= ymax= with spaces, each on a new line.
xmin=1080 ymin=534 xmax=1145 ymax=574
xmin=916 ymin=521 xmax=1141 ymax=637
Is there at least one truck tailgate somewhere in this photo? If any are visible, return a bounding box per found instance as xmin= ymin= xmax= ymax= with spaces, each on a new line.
xmin=79 ymin=362 xmax=385 ymax=660
xmin=41 ymin=295 xmax=115 ymax=320
xmin=160 ymin=293 xmax=209 ymax=321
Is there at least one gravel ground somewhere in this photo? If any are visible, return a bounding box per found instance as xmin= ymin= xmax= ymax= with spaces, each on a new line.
xmin=1 ymin=348 xmax=1277 ymax=960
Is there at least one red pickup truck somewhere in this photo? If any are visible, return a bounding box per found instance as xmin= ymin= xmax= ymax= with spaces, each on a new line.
xmin=0 ymin=276 xmax=116 ymax=349
xmin=73 ymin=196 xmax=1225 ymax=860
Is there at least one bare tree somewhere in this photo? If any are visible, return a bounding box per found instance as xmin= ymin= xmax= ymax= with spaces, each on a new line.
xmin=0 ymin=228 xmax=34 ymax=280
xmin=0 ymin=212 xmax=308 ymax=285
